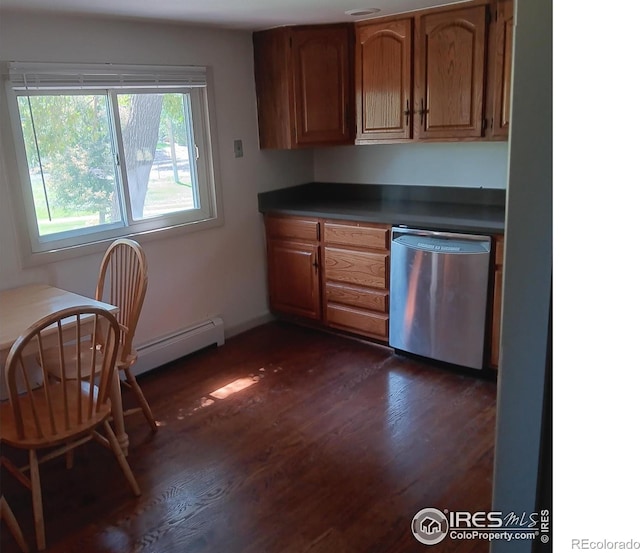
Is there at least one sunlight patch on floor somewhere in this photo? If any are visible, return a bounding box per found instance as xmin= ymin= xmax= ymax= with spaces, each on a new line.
xmin=210 ymin=376 xmax=257 ymax=399
xmin=174 ymin=368 xmax=283 ymax=420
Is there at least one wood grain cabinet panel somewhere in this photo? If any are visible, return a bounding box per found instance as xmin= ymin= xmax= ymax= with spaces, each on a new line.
xmin=355 ymin=18 xmax=413 ymax=141
xmin=324 ymin=248 xmax=388 ymax=290
xmin=267 ymin=241 xmax=321 ymax=320
xmin=322 ymin=220 xmax=391 ymax=342
xmin=488 ymin=0 xmax=514 ymax=138
xmin=354 ymin=1 xmax=511 ymax=143
xmin=325 ymin=282 xmax=388 ymax=313
xmin=326 ymin=304 xmax=389 ymax=341
xmin=292 ymin=26 xmax=353 ymax=145
xmin=265 ymin=215 xmax=321 ymax=321
xmin=254 ymin=24 xmax=354 ymax=149
xmin=265 ymin=215 xmax=320 ymax=242
xmin=415 ymin=5 xmax=487 ymax=139
xmin=324 ymin=221 xmax=389 ymax=250
xmin=490 ymin=234 xmax=504 ymax=368
xmin=265 ymin=216 xmax=391 ymax=342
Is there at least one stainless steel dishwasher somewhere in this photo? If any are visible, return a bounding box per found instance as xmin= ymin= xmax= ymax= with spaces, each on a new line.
xmin=389 ymin=227 xmax=491 ymax=370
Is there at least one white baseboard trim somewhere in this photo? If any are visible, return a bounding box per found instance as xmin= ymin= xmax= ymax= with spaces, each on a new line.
xmin=132 ymin=317 xmax=224 ymax=376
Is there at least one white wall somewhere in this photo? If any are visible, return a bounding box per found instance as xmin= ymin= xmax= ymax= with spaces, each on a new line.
xmin=314 ymin=141 xmax=509 ymax=188
xmin=0 ymin=11 xmax=314 ymax=345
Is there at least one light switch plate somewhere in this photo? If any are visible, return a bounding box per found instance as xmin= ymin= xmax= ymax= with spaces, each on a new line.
xmin=233 ymin=139 xmax=243 ymax=158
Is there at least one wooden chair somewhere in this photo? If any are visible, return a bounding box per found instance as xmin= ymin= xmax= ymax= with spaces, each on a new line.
xmin=0 ymin=306 xmax=141 ymax=551
xmin=95 ymin=239 xmax=157 ymax=432
xmin=1 ymin=495 xmax=30 ymax=552
xmin=43 ymin=239 xmax=157 ymax=433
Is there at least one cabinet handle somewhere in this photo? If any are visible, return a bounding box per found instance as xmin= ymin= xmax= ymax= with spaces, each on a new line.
xmin=419 ymin=98 xmax=427 ymax=127
xmin=313 ymin=258 xmax=319 ymax=273
xmin=404 ymin=100 xmax=411 ymax=126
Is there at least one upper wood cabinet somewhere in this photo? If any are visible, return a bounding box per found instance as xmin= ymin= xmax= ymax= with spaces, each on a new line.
xmin=253 ymin=24 xmax=354 ymax=149
xmin=354 ymin=0 xmax=513 ymax=144
xmin=253 ymin=0 xmax=512 ymax=147
xmin=487 ymin=0 xmax=514 ymax=138
xmin=355 ymin=18 xmax=413 ymax=141
xmin=415 ymin=6 xmax=487 ymax=139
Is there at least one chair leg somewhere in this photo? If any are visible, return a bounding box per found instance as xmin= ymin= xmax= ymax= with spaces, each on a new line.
xmin=28 ymin=449 xmax=45 ymax=551
xmin=103 ymin=421 xmax=141 ymax=497
xmin=124 ymin=368 xmax=158 ymax=433
xmin=1 ymin=495 xmax=30 ymax=552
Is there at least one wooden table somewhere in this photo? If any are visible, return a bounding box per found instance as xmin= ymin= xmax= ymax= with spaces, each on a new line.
xmin=0 ymin=283 xmax=130 ymax=455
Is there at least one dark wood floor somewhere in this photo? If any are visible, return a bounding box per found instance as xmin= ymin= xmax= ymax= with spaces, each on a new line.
xmin=1 ymin=322 xmax=497 ymax=553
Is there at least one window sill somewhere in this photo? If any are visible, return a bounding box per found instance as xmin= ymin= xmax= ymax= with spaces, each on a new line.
xmin=19 ymin=214 xmax=224 ymax=268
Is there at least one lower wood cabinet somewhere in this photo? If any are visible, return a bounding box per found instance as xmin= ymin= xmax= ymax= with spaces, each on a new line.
xmin=322 ymin=221 xmax=390 ymax=341
xmin=265 ymin=215 xmax=503 ymax=365
xmin=264 ymin=215 xmax=390 ymax=341
xmin=265 ymin=215 xmax=321 ymax=320
xmin=490 ymin=234 xmax=504 ymax=368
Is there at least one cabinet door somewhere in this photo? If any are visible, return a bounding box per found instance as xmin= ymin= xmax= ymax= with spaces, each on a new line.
xmin=415 ymin=6 xmax=487 ymax=139
xmin=490 ymin=0 xmax=514 ymax=138
xmin=292 ymin=26 xmax=353 ymax=146
xmin=267 ymin=240 xmax=321 ymax=320
xmin=355 ymin=18 xmax=413 ymax=141
xmin=253 ymin=28 xmax=294 ymax=149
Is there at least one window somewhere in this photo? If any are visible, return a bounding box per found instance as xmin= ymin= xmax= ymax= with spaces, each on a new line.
xmin=6 ymin=62 xmax=218 ymax=256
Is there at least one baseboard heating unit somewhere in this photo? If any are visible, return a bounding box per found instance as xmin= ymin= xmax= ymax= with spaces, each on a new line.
xmin=132 ymin=317 xmax=225 ymax=376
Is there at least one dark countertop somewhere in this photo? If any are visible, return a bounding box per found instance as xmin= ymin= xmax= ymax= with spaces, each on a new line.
xmin=258 ymin=182 xmax=506 ymax=235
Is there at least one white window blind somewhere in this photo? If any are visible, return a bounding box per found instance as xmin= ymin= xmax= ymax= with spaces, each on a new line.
xmin=8 ymin=62 xmax=207 ymax=90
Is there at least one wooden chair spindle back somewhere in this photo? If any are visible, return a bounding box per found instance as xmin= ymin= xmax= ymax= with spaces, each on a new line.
xmin=95 ymin=239 xmax=148 ymax=365
xmin=4 ymin=306 xmax=120 ymax=443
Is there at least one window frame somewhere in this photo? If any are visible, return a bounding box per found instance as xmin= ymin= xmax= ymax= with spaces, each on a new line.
xmin=3 ymin=62 xmax=222 ymax=266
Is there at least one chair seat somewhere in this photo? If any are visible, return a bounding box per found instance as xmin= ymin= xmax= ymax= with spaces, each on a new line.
xmin=42 ymin=342 xmax=137 ymax=379
xmin=41 ymin=341 xmax=106 ymax=380
xmin=0 ymin=380 xmax=111 ymax=448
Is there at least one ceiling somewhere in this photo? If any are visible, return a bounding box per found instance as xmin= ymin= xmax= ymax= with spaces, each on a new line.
xmin=0 ymin=0 xmax=467 ymax=31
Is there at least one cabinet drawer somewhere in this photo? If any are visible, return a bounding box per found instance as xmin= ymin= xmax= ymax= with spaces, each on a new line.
xmin=324 ymin=248 xmax=388 ymax=290
xmin=325 ymin=282 xmax=388 ymax=313
xmin=326 ymin=303 xmax=389 ymax=340
xmin=324 ymin=222 xmax=389 ymax=250
xmin=265 ymin=216 xmax=319 ymax=242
